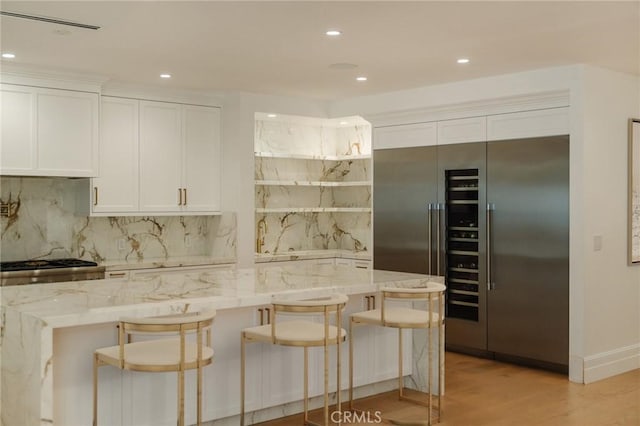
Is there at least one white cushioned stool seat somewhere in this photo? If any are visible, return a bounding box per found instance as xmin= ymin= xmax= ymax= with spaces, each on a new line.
xmin=351 ymin=307 xmax=441 ymax=328
xmin=243 ymin=320 xmax=347 ymax=346
xmin=96 ymin=338 xmax=214 ymax=371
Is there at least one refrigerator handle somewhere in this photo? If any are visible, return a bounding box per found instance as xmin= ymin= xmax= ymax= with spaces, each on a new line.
xmin=427 ymin=203 xmax=433 ymax=275
xmin=436 ymin=203 xmax=443 ymax=276
xmin=487 ymin=203 xmax=495 ymax=290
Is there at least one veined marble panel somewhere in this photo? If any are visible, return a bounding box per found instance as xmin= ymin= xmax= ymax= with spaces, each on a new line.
xmin=335 ymin=124 xmax=372 ymax=156
xmin=255 ymin=186 xmax=370 ymax=209
xmin=0 ymin=177 xmax=236 ymax=264
xmin=255 ymin=117 xmax=336 ymax=156
xmin=256 ymin=212 xmax=370 ymax=254
xmin=255 ymin=157 xmax=370 ymax=182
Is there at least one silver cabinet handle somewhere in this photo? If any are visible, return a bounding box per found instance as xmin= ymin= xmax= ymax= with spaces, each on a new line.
xmin=94 ymin=187 xmax=98 ymax=206
xmin=183 ymin=188 xmax=187 ymax=206
xmin=427 ymin=203 xmax=433 ymax=275
xmin=178 ymin=188 xmax=183 ymax=206
xmin=487 ymin=203 xmax=495 ymax=290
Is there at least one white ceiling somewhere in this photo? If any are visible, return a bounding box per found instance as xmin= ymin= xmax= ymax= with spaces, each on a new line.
xmin=1 ymin=1 xmax=639 ymax=101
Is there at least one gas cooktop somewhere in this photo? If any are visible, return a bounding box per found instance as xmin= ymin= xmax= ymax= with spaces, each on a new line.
xmin=0 ymin=258 xmax=99 ymax=272
xmin=0 ymin=258 xmax=105 ymax=286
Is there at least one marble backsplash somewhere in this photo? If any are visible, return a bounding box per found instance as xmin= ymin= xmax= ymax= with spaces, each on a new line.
xmin=256 ymin=212 xmax=370 ymax=254
xmin=0 ymin=177 xmax=236 ymax=264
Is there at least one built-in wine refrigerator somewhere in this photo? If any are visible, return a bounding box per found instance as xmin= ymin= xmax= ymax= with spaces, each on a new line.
xmin=374 ymin=137 xmax=569 ymax=371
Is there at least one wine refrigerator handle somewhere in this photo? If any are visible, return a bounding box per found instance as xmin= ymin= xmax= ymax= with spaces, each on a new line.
xmin=487 ymin=203 xmax=495 ymax=290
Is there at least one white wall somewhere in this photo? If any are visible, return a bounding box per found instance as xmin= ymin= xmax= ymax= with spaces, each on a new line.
xmin=220 ymin=92 xmax=328 ymax=266
xmin=329 ymin=64 xmax=640 ymax=383
xmin=579 ymin=66 xmax=640 ymax=382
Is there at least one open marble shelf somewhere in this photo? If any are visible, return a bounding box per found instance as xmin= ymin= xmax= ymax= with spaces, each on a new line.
xmin=254 ymin=113 xmax=372 ymax=254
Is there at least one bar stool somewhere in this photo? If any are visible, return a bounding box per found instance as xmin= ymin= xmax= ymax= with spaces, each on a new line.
xmin=93 ymin=310 xmax=216 ymax=426
xmin=349 ymin=283 xmax=445 ymax=425
xmin=240 ymin=294 xmax=348 ymax=426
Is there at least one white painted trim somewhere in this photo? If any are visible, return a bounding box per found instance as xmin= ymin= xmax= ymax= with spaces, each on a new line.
xmin=367 ymin=90 xmax=570 ymax=128
xmin=0 ymin=63 xmax=107 ymax=93
xmin=102 ymin=81 xmax=224 ymax=107
xmin=583 ymin=343 xmax=640 ymax=383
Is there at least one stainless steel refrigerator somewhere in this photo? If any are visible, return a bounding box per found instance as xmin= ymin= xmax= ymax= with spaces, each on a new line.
xmin=374 ymin=136 xmax=569 ymax=371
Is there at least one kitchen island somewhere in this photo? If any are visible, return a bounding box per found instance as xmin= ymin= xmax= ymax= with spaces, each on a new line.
xmin=0 ymin=264 xmax=443 ymax=426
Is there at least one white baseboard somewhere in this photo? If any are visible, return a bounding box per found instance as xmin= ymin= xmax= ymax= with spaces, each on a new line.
xmin=583 ymin=343 xmax=640 ymax=384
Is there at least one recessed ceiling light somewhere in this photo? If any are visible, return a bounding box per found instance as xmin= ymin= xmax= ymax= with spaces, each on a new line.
xmin=457 ymin=58 xmax=470 ymax=64
xmin=2 ymin=53 xmax=15 ymax=59
xmin=325 ymin=30 xmax=341 ymax=36
xmin=356 ymin=76 xmax=368 ymax=82
xmin=160 ymin=73 xmax=171 ymax=79
xmin=339 ymin=121 xmax=349 ymax=125
xmin=267 ymin=114 xmax=277 ymax=118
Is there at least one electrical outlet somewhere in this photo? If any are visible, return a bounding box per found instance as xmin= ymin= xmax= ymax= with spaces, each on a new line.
xmin=185 ymin=235 xmax=192 ymax=248
xmin=117 ymin=239 xmax=126 ymax=251
xmin=593 ymin=235 xmax=603 ymax=252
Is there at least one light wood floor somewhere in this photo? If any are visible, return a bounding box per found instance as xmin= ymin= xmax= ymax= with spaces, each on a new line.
xmin=258 ymin=351 xmax=640 ymax=426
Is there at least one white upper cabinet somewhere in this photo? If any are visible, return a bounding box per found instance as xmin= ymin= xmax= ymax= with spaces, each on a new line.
xmin=1 ymin=85 xmax=33 ymax=172
xmin=373 ymin=107 xmax=570 ymax=150
xmin=437 ymin=116 xmax=487 ymax=145
xmin=486 ymin=107 xmax=569 ymax=141
xmin=93 ymin=97 xmax=139 ymax=213
xmin=182 ymin=105 xmax=221 ymax=212
xmin=374 ymin=122 xmax=437 ymax=149
xmin=1 ymin=83 xmax=98 ymax=177
xmin=139 ymin=100 xmax=183 ymax=212
xmin=92 ymin=97 xmax=221 ymax=216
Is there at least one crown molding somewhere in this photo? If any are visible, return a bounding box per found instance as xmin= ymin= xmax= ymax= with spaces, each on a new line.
xmin=101 ymin=81 xmax=224 ymax=108
xmin=0 ymin=62 xmax=109 ymax=92
xmin=365 ymin=90 xmax=571 ymax=128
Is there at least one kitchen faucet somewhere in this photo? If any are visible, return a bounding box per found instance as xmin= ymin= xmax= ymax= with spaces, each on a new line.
xmin=256 ymin=219 xmax=268 ymax=253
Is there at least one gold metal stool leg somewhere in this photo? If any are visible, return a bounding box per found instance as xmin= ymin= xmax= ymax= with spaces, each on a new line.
xmin=93 ymin=353 xmax=99 ymax=426
xmin=240 ymin=333 xmax=246 ymax=426
xmin=304 ymin=346 xmax=309 ymax=424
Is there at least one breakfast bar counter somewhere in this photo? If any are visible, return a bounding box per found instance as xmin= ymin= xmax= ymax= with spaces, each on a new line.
xmin=1 ymin=264 xmax=443 ymax=426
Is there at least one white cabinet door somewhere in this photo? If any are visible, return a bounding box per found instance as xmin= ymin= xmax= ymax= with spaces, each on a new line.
xmin=93 ymin=97 xmax=139 ymax=213
xmin=0 ymin=85 xmax=34 ymax=173
xmin=437 ymin=116 xmax=487 ymax=145
xmin=374 ymin=122 xmax=437 ymax=149
xmin=183 ymin=105 xmax=221 ymax=212
xmin=486 ymin=107 xmax=570 ymax=141
xmin=139 ymin=100 xmax=183 ymax=212
xmin=0 ymin=84 xmax=98 ymax=177
xmin=36 ymin=88 xmax=99 ymax=176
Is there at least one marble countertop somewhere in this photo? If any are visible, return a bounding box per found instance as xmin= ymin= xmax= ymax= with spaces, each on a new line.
xmin=1 ymin=264 xmax=438 ymax=328
xmin=101 ymin=256 xmax=237 ymax=271
xmin=254 ymin=250 xmax=371 ymax=263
